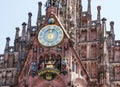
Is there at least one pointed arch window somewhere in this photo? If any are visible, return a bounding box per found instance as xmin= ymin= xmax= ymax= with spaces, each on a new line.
xmin=90 ymin=44 xmax=97 ymax=59
xmin=114 ymin=66 xmax=120 ymax=80
xmin=90 ymin=29 xmax=97 ymax=41
xmin=83 ymin=63 xmax=87 ymax=69
xmin=114 ymin=48 xmax=120 ymax=62
xmin=110 ymin=66 xmax=114 ymax=80
xmin=91 ymin=62 xmax=97 ymax=78
xmin=55 ymin=55 xmax=61 ymax=70
xmin=81 ymin=45 xmax=87 ymax=60
xmin=74 ymin=62 xmax=77 ymax=73
xmin=76 ymin=63 xmax=79 ymax=74
xmin=80 ymin=30 xmax=87 ymax=42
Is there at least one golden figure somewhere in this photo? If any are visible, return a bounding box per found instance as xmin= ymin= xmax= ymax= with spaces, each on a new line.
xmin=47 ymin=28 xmax=54 ymax=41
xmin=46 ymin=57 xmax=55 ymax=68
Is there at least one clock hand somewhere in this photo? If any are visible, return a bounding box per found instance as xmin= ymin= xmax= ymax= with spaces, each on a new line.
xmin=49 ymin=28 xmax=53 ymax=33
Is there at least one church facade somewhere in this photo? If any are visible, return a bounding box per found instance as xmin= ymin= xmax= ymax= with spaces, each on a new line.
xmin=0 ymin=0 xmax=120 ymax=87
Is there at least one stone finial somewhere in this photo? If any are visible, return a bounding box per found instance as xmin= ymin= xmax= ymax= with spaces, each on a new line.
xmin=110 ymin=21 xmax=114 ymax=34
xmin=97 ymin=6 xmax=101 ymax=23
xmin=101 ymin=18 xmax=107 ymax=23
xmin=6 ymin=37 xmax=10 ymax=42
xmin=5 ymin=37 xmax=10 ymax=51
xmin=28 ymin=12 xmax=32 ymax=17
xmin=37 ymin=2 xmax=42 ymax=24
xmin=4 ymin=37 xmax=10 ymax=61
xmin=38 ymin=2 xmax=42 ymax=6
xmin=21 ymin=22 xmax=27 ymax=41
xmin=15 ymin=27 xmax=20 ymax=39
xmin=110 ymin=21 xmax=114 ymax=29
xmin=16 ymin=27 xmax=20 ymax=32
xmin=87 ymin=0 xmax=91 ymax=15
xmin=16 ymin=27 xmax=20 ymax=33
xmin=110 ymin=21 xmax=114 ymax=26
xmin=22 ymin=22 xmax=27 ymax=26
xmin=101 ymin=18 xmax=107 ymax=37
xmin=28 ymin=12 xmax=32 ymax=29
xmin=22 ymin=22 xmax=27 ymax=28
xmin=97 ymin=6 xmax=101 ymax=10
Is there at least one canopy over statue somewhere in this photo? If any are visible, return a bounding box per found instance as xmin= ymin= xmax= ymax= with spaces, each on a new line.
xmin=46 ymin=0 xmax=58 ymax=7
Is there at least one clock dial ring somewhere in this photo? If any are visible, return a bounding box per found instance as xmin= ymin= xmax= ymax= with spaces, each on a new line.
xmin=38 ymin=25 xmax=64 ymax=47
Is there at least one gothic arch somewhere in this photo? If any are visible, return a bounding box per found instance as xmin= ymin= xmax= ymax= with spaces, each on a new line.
xmin=114 ymin=65 xmax=120 ymax=80
xmin=90 ymin=44 xmax=97 ymax=58
xmin=51 ymin=53 xmax=56 ymax=59
xmin=56 ymin=54 xmax=62 ymax=59
xmin=81 ymin=45 xmax=87 ymax=59
xmin=80 ymin=29 xmax=87 ymax=41
xmin=39 ymin=56 xmax=44 ymax=60
xmin=38 ymin=56 xmax=44 ymax=70
xmin=44 ymin=54 xmax=50 ymax=63
xmin=90 ymin=28 xmax=97 ymax=41
xmin=114 ymin=48 xmax=120 ymax=62
xmin=57 ymin=54 xmax=61 ymax=58
xmin=76 ymin=62 xmax=79 ymax=74
xmin=91 ymin=62 xmax=97 ymax=78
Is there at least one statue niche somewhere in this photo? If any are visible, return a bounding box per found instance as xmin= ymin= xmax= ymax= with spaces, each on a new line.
xmin=38 ymin=55 xmax=63 ymax=81
xmin=30 ymin=61 xmax=37 ymax=76
xmin=38 ymin=54 xmax=61 ymax=71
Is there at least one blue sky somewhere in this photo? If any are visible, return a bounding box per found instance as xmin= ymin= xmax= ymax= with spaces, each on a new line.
xmin=0 ymin=0 xmax=120 ymax=53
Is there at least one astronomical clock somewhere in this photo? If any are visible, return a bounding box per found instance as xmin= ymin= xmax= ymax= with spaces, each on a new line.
xmin=34 ymin=17 xmax=67 ymax=81
xmin=38 ymin=24 xmax=64 ymax=47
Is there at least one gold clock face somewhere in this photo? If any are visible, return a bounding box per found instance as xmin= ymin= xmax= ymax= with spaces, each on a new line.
xmin=38 ymin=25 xmax=64 ymax=47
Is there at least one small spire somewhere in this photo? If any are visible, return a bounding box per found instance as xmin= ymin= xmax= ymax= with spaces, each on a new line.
xmin=97 ymin=6 xmax=101 ymax=24
xmin=5 ymin=37 xmax=10 ymax=51
xmin=21 ymin=22 xmax=27 ymax=41
xmin=4 ymin=37 xmax=10 ymax=63
xmin=27 ymin=12 xmax=32 ymax=29
xmin=110 ymin=21 xmax=115 ymax=45
xmin=87 ymin=0 xmax=91 ymax=15
xmin=79 ymin=0 xmax=82 ymax=11
xmin=15 ymin=27 xmax=20 ymax=40
xmin=110 ymin=21 xmax=114 ymax=34
xmin=101 ymin=18 xmax=107 ymax=37
xmin=37 ymin=2 xmax=42 ymax=25
xmin=27 ymin=12 xmax=32 ymax=44
xmin=14 ymin=27 xmax=20 ymax=52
